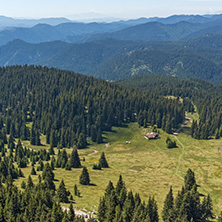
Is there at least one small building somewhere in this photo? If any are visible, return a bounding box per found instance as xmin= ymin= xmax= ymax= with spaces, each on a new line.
xmin=144 ymin=132 xmax=159 ymax=140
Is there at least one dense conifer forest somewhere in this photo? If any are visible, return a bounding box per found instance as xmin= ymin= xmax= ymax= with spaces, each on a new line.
xmin=121 ymin=75 xmax=222 ymax=139
xmin=0 ymin=65 xmax=185 ymax=148
xmin=0 ymin=65 xmax=221 ymax=221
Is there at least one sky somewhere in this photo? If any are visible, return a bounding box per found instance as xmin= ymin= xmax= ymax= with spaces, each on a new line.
xmin=0 ymin=0 xmax=221 ymax=20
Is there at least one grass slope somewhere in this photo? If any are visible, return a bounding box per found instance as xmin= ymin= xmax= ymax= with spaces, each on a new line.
xmin=14 ymin=120 xmax=222 ymax=219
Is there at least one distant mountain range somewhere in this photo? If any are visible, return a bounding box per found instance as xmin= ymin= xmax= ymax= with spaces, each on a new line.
xmin=1 ymin=14 xmax=222 ymax=83
xmin=1 ymin=34 xmax=222 ymax=83
xmin=0 ymin=14 xmax=222 ymax=46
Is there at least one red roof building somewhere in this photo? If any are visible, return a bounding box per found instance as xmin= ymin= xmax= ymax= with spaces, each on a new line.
xmin=144 ymin=132 xmax=159 ymax=140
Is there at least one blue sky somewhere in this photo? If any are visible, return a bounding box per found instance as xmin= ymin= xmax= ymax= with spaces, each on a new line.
xmin=0 ymin=0 xmax=221 ymax=19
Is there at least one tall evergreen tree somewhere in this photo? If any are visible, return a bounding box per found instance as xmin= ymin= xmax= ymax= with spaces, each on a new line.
xmin=79 ymin=167 xmax=90 ymax=185
xmin=69 ymin=149 xmax=81 ymax=168
xmin=116 ymin=175 xmax=125 ymax=197
xmin=98 ymin=197 xmax=106 ymax=222
xmin=99 ymin=152 xmax=109 ymax=168
xmin=184 ymin=168 xmax=196 ymax=192
xmin=77 ymin=133 xmax=87 ymax=149
xmin=68 ymin=203 xmax=75 ymax=221
xmin=162 ymin=186 xmax=174 ymax=222
xmin=57 ymin=180 xmax=69 ymax=203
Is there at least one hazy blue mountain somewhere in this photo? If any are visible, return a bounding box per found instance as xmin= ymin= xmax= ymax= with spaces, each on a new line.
xmin=0 ymin=21 xmax=129 ymax=46
xmin=116 ymin=14 xmax=222 ymax=26
xmin=0 ymin=15 xmax=71 ymax=28
xmin=0 ymin=14 xmax=222 ymax=46
xmin=84 ymin=20 xmax=221 ymax=42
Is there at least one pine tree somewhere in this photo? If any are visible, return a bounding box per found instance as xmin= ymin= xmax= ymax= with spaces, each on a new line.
xmin=116 ymin=175 xmax=125 ymax=197
xmin=42 ymin=163 xmax=55 ymax=190
xmin=99 ymin=152 xmax=109 ymax=168
xmin=77 ymin=133 xmax=87 ymax=149
xmin=35 ymin=130 xmax=41 ymax=145
xmin=69 ymin=149 xmax=81 ymax=168
xmin=79 ymin=167 xmax=90 ymax=185
xmin=113 ymin=204 xmax=122 ymax=222
xmin=50 ymin=130 xmax=57 ymax=147
xmin=215 ymin=128 xmax=220 ymax=139
xmin=162 ymin=186 xmax=174 ymax=222
xmin=57 ymin=180 xmax=69 ymax=203
xmin=30 ymin=127 xmax=36 ymax=145
xmin=105 ymin=181 xmax=114 ymax=200
xmin=31 ymin=166 xmax=37 ymax=175
xmin=91 ymin=125 xmax=97 ymax=142
xmin=179 ymin=191 xmax=192 ymax=221
xmin=27 ymin=175 xmax=34 ymax=188
xmin=68 ymin=203 xmax=75 ymax=221
xmin=74 ymin=184 xmax=80 ymax=197
xmin=184 ymin=169 xmax=196 ymax=192
xmin=147 ymin=197 xmax=159 ymax=222
xmin=106 ymin=190 xmax=119 ymax=221
xmin=8 ymin=135 xmax=15 ymax=152
xmin=201 ymin=194 xmax=213 ymax=220
xmin=98 ymin=197 xmax=106 ymax=222
xmin=21 ymin=181 xmax=26 ymax=189
xmin=62 ymin=212 xmax=69 ymax=222
xmin=49 ymin=145 xmax=55 ymax=155
xmin=96 ymin=128 xmax=103 ymax=144
xmin=122 ymin=191 xmax=135 ymax=222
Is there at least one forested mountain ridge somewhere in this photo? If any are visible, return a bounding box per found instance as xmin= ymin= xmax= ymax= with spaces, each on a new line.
xmin=91 ymin=48 xmax=222 ymax=82
xmin=0 ymin=65 xmax=185 ymax=148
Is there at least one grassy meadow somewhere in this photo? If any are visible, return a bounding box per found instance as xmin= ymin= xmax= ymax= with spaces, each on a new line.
xmin=13 ymin=114 xmax=222 ymax=219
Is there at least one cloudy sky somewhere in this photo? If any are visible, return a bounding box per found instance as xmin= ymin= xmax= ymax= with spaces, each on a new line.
xmin=0 ymin=0 xmax=221 ymax=19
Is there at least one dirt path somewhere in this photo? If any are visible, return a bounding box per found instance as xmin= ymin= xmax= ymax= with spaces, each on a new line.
xmin=80 ymin=150 xmax=98 ymax=157
xmin=173 ymin=114 xmax=192 ymax=135
xmin=174 ymin=136 xmax=185 ymax=179
xmin=173 ymin=114 xmax=191 ymax=178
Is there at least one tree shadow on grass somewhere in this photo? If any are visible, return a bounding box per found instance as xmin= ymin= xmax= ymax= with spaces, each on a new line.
xmin=199 ymin=193 xmax=205 ymax=197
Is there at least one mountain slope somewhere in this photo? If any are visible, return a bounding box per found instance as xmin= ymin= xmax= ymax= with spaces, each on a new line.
xmin=1 ymin=35 xmax=222 ymax=83
xmin=91 ymin=48 xmax=222 ymax=83
xmin=0 ymin=39 xmax=70 ymax=66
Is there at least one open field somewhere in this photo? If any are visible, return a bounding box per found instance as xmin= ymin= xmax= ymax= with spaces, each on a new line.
xmin=14 ymin=116 xmax=222 ymax=219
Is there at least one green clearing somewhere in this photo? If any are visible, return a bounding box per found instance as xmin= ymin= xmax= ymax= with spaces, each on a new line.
xmin=14 ymin=119 xmax=222 ymax=219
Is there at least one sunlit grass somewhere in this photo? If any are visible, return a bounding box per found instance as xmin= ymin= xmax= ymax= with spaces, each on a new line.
xmin=14 ymin=122 xmax=222 ymax=219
